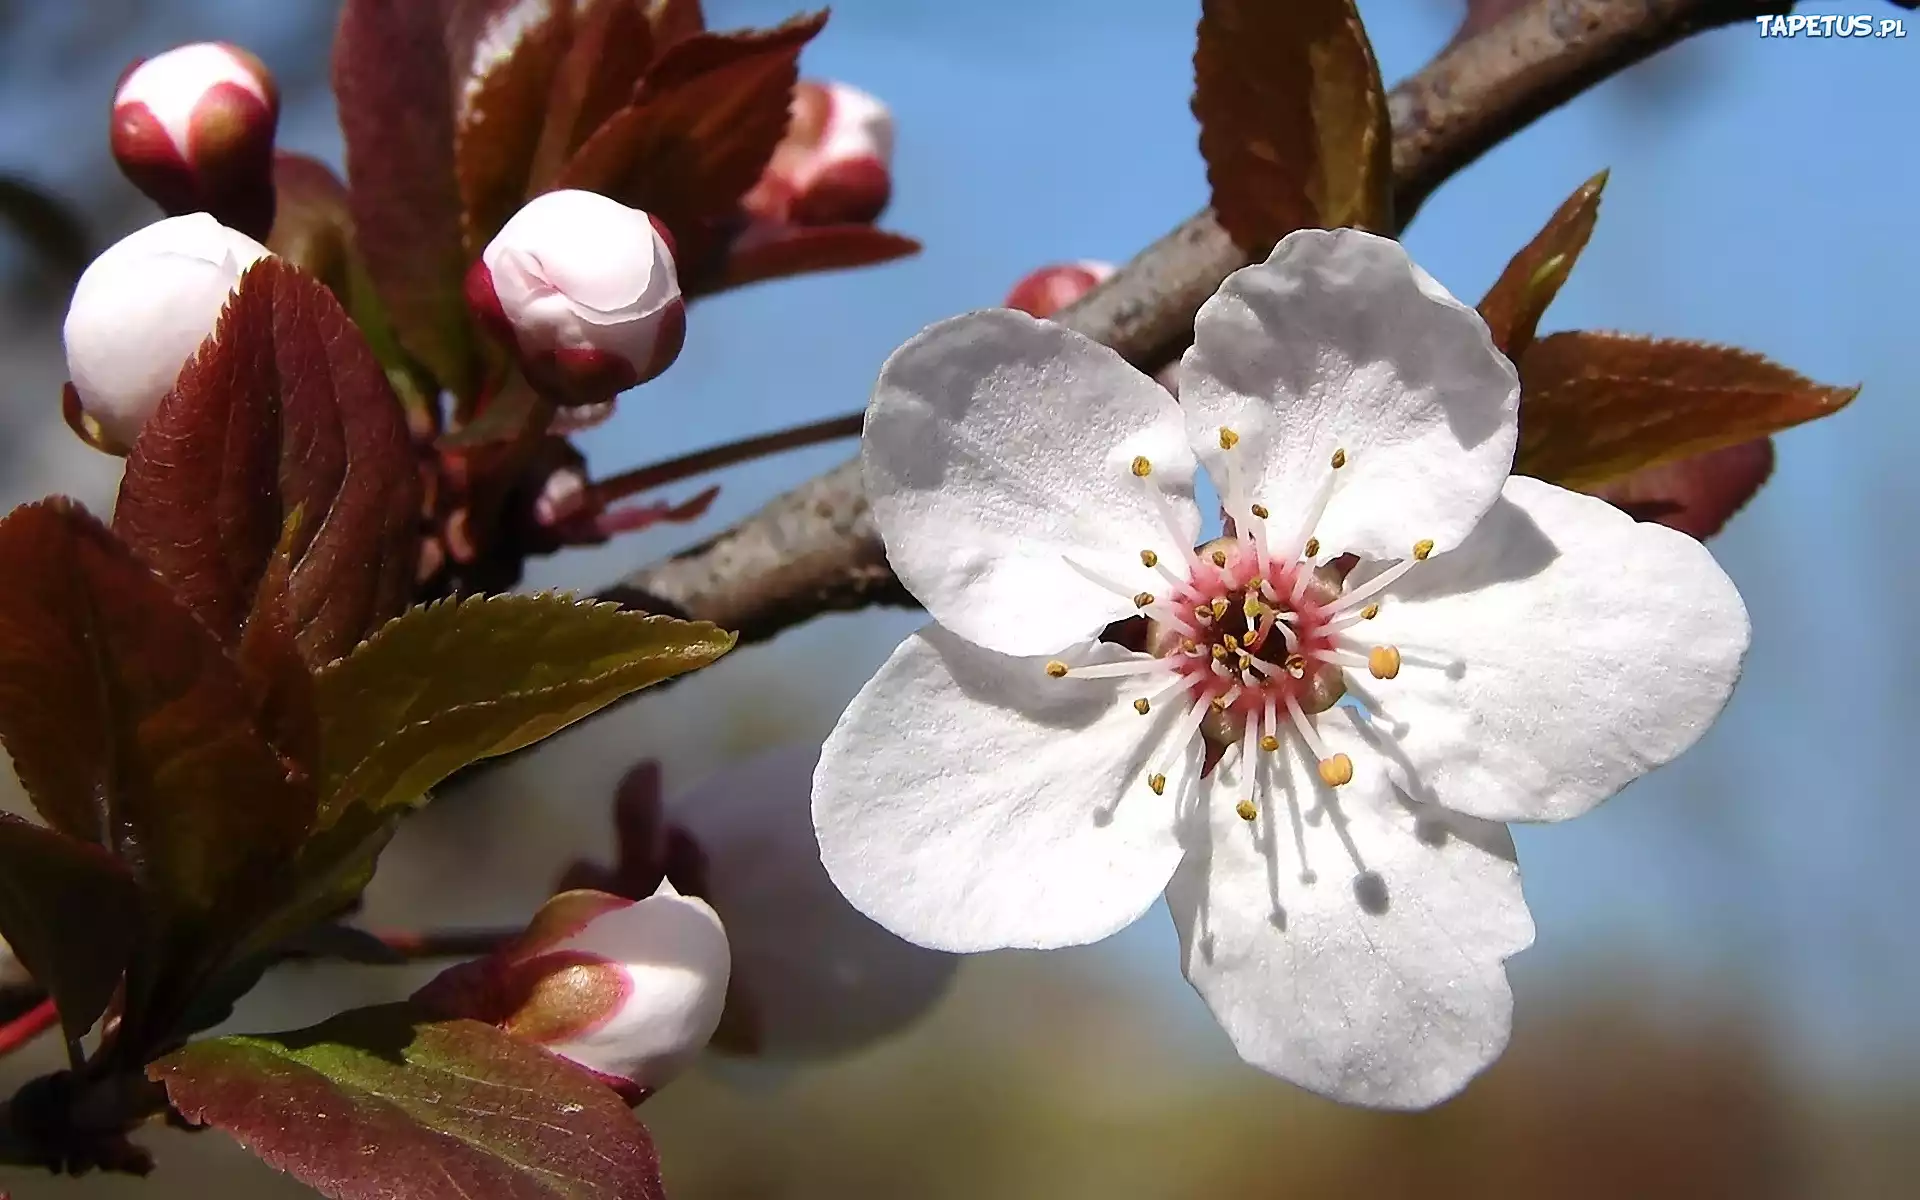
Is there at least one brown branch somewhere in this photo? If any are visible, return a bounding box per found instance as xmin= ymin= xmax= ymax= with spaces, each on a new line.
xmin=601 ymin=0 xmax=1794 ymax=646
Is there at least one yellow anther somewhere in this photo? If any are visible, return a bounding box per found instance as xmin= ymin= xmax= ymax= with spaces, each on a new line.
xmin=1134 ymin=698 xmax=1151 ymax=715
xmin=1330 ymin=448 xmax=1348 ymax=469
xmin=1210 ymin=548 xmax=1229 ymax=568
xmin=1045 ymin=660 xmax=1069 ymax=678
xmin=1210 ymin=597 xmax=1230 ymax=619
xmin=1317 ymin=754 xmax=1354 ymax=787
xmin=1368 ymin=645 xmax=1402 ymax=680
xmin=1222 ymin=633 xmax=1240 ymax=652
xmin=1259 ymin=734 xmax=1281 ymax=753
xmin=1304 ymin=537 xmax=1321 ymax=558
xmin=1361 ymin=603 xmax=1380 ymax=620
xmin=1250 ymin=503 xmax=1269 ymax=519
xmin=1131 ymin=456 xmax=1153 ymax=477
xmin=1210 ymin=694 xmax=1232 ymax=711
xmin=1218 ymin=426 xmax=1240 ymax=450
xmin=1413 ymin=538 xmax=1434 ymax=560
xmin=1140 ymin=549 xmax=1159 ymax=568
xmin=1193 ymin=605 xmax=1215 ymax=625
xmin=1285 ymin=654 xmax=1307 ymax=677
xmin=1235 ymin=799 xmax=1258 ymax=822
xmin=1148 ymin=773 xmax=1167 ymax=796
xmin=1211 ymin=644 xmax=1228 ymax=661
xmin=1133 ymin=591 xmax=1155 ymax=608
xmin=1180 ymin=637 xmax=1198 ymax=654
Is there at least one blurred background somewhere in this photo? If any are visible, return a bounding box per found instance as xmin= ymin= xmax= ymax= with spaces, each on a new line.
xmin=2 ymin=0 xmax=1916 ymax=1196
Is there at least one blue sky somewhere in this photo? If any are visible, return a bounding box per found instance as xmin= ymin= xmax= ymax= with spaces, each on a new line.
xmin=3 ymin=0 xmax=1915 ymax=1081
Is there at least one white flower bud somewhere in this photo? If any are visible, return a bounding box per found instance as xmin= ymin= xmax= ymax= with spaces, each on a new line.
xmin=467 ymin=190 xmax=686 ymax=408
xmin=61 ymin=213 xmax=271 ymax=451
xmin=417 ymin=882 xmax=730 ymax=1101
xmin=1004 ymin=260 xmax=1116 ymax=320
xmin=111 ymin=42 xmax=279 ymax=239
xmin=744 ymin=80 xmax=894 ymax=227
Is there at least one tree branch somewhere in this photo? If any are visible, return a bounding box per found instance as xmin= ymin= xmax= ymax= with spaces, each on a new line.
xmin=601 ymin=0 xmax=1792 ymax=646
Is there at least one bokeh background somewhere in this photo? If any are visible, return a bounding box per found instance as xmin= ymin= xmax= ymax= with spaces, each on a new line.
xmin=2 ymin=0 xmax=1916 ymax=1196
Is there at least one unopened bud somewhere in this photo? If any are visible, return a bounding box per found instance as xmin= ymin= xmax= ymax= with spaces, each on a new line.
xmin=534 ymin=466 xmax=591 ymax=528
xmin=468 ymin=190 xmax=686 ymax=408
xmin=62 ymin=213 xmax=271 ymax=451
xmin=1004 ymin=261 xmax=1116 ymax=319
xmin=111 ymin=42 xmax=279 ymax=240
xmin=744 ymin=80 xmax=894 ymax=227
xmin=416 ymin=882 xmax=730 ymax=1101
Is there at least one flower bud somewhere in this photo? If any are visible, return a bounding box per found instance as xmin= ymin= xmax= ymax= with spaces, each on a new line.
xmin=1004 ymin=260 xmax=1116 ymax=320
xmin=62 ymin=213 xmax=272 ymax=451
xmin=111 ymin=42 xmax=279 ymax=240
xmin=416 ymin=882 xmax=730 ymax=1101
xmin=467 ymin=190 xmax=686 ymax=407
xmin=744 ymin=80 xmax=894 ymax=227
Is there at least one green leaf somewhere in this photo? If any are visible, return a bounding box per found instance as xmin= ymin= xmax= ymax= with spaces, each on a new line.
xmin=112 ymin=258 xmax=421 ymax=676
xmin=152 ymin=1003 xmax=666 ymax=1200
xmin=1192 ymin=0 xmax=1392 ymax=252
xmin=0 ymin=500 xmax=313 ymax=915
xmin=1478 ymin=170 xmax=1608 ymax=358
xmin=1514 ymin=331 xmax=1858 ymax=489
xmin=314 ymin=595 xmax=734 ymax=824
xmin=0 ymin=815 xmax=141 ymax=1041
xmin=334 ymin=0 xmax=478 ymax=399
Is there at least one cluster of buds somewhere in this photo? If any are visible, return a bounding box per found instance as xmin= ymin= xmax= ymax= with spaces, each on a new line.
xmin=467 ymin=189 xmax=687 ymax=409
xmin=62 ymin=212 xmax=271 ymax=451
xmin=110 ymin=42 xmax=279 ymax=240
xmin=742 ymin=80 xmax=895 ymax=227
xmin=415 ymin=882 xmax=731 ymax=1102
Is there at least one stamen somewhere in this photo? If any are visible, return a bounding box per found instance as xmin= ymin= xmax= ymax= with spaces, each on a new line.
xmin=1235 ymin=798 xmax=1258 ymax=822
xmin=1062 ymin=555 xmax=1156 ymax=606
xmin=1210 ymin=548 xmax=1229 ymax=568
xmin=1286 ymin=461 xmax=1340 ymax=560
xmin=1303 ymin=537 xmax=1320 ymax=559
xmin=1286 ymin=694 xmax=1352 ymax=788
xmin=1250 ymin=503 xmax=1269 ymax=519
xmin=1329 ymin=559 xmax=1419 ymax=615
xmin=1139 ymin=549 xmax=1158 ymax=567
xmin=1362 ymin=603 xmax=1379 ymax=620
xmin=1147 ymin=696 xmax=1212 ymax=794
xmin=1210 ymin=597 xmax=1229 ymax=620
xmin=1262 ymin=696 xmax=1280 ymax=752
xmin=1318 ymin=755 xmax=1355 ymax=787
xmin=1052 ymin=656 xmax=1177 ymax=680
xmin=1133 ymin=591 xmax=1154 ymax=608
xmin=1045 ymin=660 xmax=1068 ymax=678
xmin=1131 ymin=456 xmax=1153 ymax=477
xmin=1211 ymin=684 xmax=1242 ymax=710
xmin=1218 ymin=426 xmax=1240 ymax=450
xmin=1367 ymin=645 xmax=1402 ymax=679
xmin=1330 ymin=448 xmax=1348 ymax=469
xmin=1134 ymin=698 xmax=1151 ymax=715
xmin=1135 ymin=674 xmax=1189 ymax=717
xmin=1413 ymin=539 xmax=1434 ymax=560
xmin=1193 ymin=604 xmax=1215 ymax=626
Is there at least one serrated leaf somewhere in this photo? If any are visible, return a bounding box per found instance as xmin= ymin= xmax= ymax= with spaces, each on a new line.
xmin=646 ymin=0 xmax=704 ymax=47
xmin=334 ymin=0 xmax=477 ymax=399
xmin=1514 ymin=331 xmax=1858 ymax=488
xmin=0 ymin=500 xmax=312 ymax=915
xmin=711 ymin=223 xmax=921 ymax=296
xmin=0 ymin=815 xmax=141 ymax=1041
xmin=153 ymin=1003 xmax=666 ymax=1200
xmin=233 ymin=512 xmax=319 ymax=778
xmin=1589 ymin=437 xmax=1774 ymax=540
xmin=525 ymin=0 xmax=658 ymax=194
xmin=113 ymin=258 xmax=420 ymax=676
xmin=314 ymin=595 xmax=733 ymax=824
xmin=457 ymin=0 xmax=578 ymax=253
xmin=558 ymin=11 xmax=826 ymax=266
xmin=1479 ymin=170 xmax=1607 ymax=357
xmin=1192 ymin=0 xmax=1391 ymax=252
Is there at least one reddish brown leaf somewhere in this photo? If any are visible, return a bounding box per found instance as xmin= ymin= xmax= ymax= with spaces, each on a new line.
xmin=267 ymin=153 xmax=354 ymax=294
xmin=0 ymin=500 xmax=312 ymax=914
xmin=235 ymin=512 xmax=320 ymax=779
xmin=334 ymin=0 xmax=477 ymax=398
xmin=1193 ymin=0 xmax=1391 ymax=253
xmin=113 ymin=258 xmax=420 ymax=674
xmin=457 ymin=0 xmax=578 ymax=253
xmin=646 ymin=0 xmax=703 ymax=48
xmin=1479 ymin=169 xmax=1608 ymax=358
xmin=558 ymin=11 xmax=826 ymax=259
xmin=526 ymin=0 xmax=657 ymax=194
xmin=1589 ymin=437 xmax=1774 ymax=540
xmin=0 ymin=815 xmax=141 ymax=1041
xmin=710 ymin=222 xmax=920 ymax=294
xmin=154 ymin=1003 xmax=666 ymax=1200
xmin=1514 ymin=331 xmax=1858 ymax=488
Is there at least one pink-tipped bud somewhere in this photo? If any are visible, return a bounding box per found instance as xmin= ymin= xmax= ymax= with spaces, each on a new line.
xmin=744 ymin=80 xmax=894 ymax=227
xmin=416 ymin=883 xmax=730 ymax=1101
xmin=1004 ymin=260 xmax=1117 ymax=320
xmin=111 ymin=43 xmax=279 ymax=240
xmin=62 ymin=213 xmax=271 ymax=451
xmin=468 ymin=190 xmax=686 ymax=408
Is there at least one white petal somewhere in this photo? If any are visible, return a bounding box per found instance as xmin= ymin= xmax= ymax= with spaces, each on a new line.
xmin=1360 ymin=475 xmax=1750 ymax=823
xmin=864 ymin=309 xmax=1199 ymax=657
xmin=666 ymin=743 xmax=958 ymax=1059
xmin=1166 ymin=711 xmax=1534 ymax=1108
xmin=1180 ymin=229 xmax=1518 ymax=562
xmin=813 ymin=624 xmax=1194 ymax=953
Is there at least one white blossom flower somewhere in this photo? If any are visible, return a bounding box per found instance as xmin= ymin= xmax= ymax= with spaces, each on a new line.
xmin=467 ymin=189 xmax=686 ymax=406
xmin=812 ymin=228 xmax=1750 ymax=1108
xmin=62 ymin=212 xmax=272 ymax=450
xmin=110 ymin=42 xmax=279 ymax=238
xmin=415 ymin=881 xmax=730 ymax=1101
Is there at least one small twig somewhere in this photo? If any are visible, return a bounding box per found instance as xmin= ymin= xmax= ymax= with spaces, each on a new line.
xmin=588 ymin=410 xmax=863 ymax=508
xmin=595 ymin=0 xmax=1797 ymax=650
xmin=0 ymin=1001 xmax=57 ymax=1060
